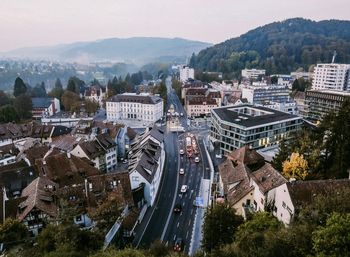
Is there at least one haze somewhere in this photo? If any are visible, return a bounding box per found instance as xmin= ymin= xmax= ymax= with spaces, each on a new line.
xmin=0 ymin=0 xmax=349 ymax=52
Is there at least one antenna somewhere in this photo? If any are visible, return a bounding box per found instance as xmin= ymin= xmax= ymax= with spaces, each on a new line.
xmin=332 ymin=50 xmax=337 ymax=63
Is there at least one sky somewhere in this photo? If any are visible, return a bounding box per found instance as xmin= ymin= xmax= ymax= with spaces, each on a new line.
xmin=0 ymin=0 xmax=349 ymax=52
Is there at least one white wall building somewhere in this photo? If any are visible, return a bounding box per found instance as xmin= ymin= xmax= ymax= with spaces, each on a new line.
xmin=179 ymin=66 xmax=195 ymax=82
xmin=312 ymin=63 xmax=350 ymax=91
xmin=242 ymin=83 xmax=291 ymax=105
xmin=241 ymin=69 xmax=266 ymax=80
xmin=106 ymin=93 xmax=164 ymax=126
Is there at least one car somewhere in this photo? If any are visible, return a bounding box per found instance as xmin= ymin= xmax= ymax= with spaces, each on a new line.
xmin=180 ymin=112 xmax=184 ymax=117
xmin=195 ymin=157 xmax=200 ymax=163
xmin=215 ymin=154 xmax=222 ymax=159
xmin=122 ymin=159 xmax=128 ymax=164
xmin=173 ymin=203 xmax=182 ymax=213
xmin=173 ymin=238 xmax=184 ymax=252
xmin=179 ymin=168 xmax=185 ymax=175
xmin=180 ymin=185 xmax=188 ymax=193
xmin=179 ymin=149 xmax=184 ymax=155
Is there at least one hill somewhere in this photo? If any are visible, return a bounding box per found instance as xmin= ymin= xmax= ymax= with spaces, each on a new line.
xmin=189 ymin=18 xmax=350 ymax=77
xmin=4 ymin=37 xmax=212 ymax=65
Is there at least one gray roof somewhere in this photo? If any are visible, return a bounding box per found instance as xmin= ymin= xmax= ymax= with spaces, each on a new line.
xmin=212 ymin=104 xmax=300 ymax=128
xmin=108 ymin=94 xmax=162 ymax=105
xmin=32 ymin=97 xmax=53 ymax=108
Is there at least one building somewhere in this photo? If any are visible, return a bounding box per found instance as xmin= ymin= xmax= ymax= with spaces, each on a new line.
xmin=128 ymin=127 xmax=165 ymax=206
xmin=210 ymin=105 xmax=303 ymax=155
xmin=270 ymin=74 xmax=293 ymax=88
xmin=242 ymin=83 xmax=291 ymax=105
xmin=185 ymin=88 xmax=221 ymax=117
xmin=273 ymin=179 xmax=350 ymax=226
xmin=241 ymin=69 xmax=266 ymax=80
xmin=312 ymin=63 xmax=350 ymax=91
xmin=84 ymin=85 xmax=106 ymax=106
xmin=290 ymin=71 xmax=311 ymax=81
xmin=261 ymin=101 xmax=298 ymax=115
xmin=31 ymin=97 xmax=60 ymax=119
xmin=217 ymin=146 xmax=286 ymax=217
xmin=179 ymin=66 xmax=195 ymax=82
xmin=106 ymin=93 xmax=163 ymax=127
xmin=305 ymin=90 xmax=350 ymax=122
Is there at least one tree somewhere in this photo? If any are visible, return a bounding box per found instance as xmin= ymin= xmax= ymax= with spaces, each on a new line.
xmin=61 ymin=91 xmax=80 ymax=112
xmin=55 ymin=78 xmax=63 ymax=90
xmin=0 ymin=105 xmax=19 ymax=122
xmin=49 ymin=78 xmax=64 ymax=101
xmin=202 ymin=203 xmax=243 ymax=252
xmin=271 ymin=139 xmax=289 ymax=172
xmin=0 ymin=219 xmax=28 ymax=246
xmin=90 ymin=248 xmax=147 ymax=257
xmin=84 ymin=99 xmax=99 ymax=114
xmin=0 ymin=90 xmax=10 ymax=107
xmin=13 ymin=77 xmax=27 ymax=97
xmin=312 ymin=212 xmax=350 ymax=257
xmin=31 ymin=82 xmax=47 ymax=97
xmin=67 ymin=76 xmax=85 ymax=95
xmin=282 ymin=152 xmax=308 ymax=180
xmin=13 ymin=94 xmax=32 ymax=120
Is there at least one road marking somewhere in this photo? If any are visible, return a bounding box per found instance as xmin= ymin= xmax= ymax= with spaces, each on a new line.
xmin=186 ymin=231 xmax=189 ymax=239
xmin=177 ymin=222 xmax=180 ymax=228
xmin=188 ymin=220 xmax=191 ymax=226
xmin=191 ymin=209 xmax=193 ymax=215
xmin=173 ymin=235 xmax=176 ymax=241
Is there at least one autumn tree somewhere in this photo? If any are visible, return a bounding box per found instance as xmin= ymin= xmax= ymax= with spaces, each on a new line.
xmin=61 ymin=91 xmax=80 ymax=112
xmin=84 ymin=99 xmax=99 ymax=114
xmin=282 ymin=152 xmax=308 ymax=180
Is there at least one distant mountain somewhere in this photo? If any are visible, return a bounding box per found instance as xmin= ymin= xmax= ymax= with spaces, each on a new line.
xmin=190 ymin=18 xmax=350 ymax=77
xmin=4 ymin=37 xmax=212 ymax=65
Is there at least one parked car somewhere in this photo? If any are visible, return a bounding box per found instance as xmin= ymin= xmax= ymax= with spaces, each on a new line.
xmin=179 ymin=168 xmax=185 ymax=175
xmin=195 ymin=156 xmax=200 ymax=163
xmin=180 ymin=185 xmax=188 ymax=193
xmin=179 ymin=149 xmax=184 ymax=155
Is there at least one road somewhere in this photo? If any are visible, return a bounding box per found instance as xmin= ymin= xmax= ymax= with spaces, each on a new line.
xmin=135 ymin=77 xmax=210 ymax=254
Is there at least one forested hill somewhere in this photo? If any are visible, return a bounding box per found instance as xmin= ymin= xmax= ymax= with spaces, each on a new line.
xmin=189 ymin=18 xmax=350 ymax=77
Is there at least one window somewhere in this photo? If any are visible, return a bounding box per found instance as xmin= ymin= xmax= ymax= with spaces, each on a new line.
xmin=132 ymin=176 xmax=139 ymax=182
xmin=282 ymin=201 xmax=286 ymax=208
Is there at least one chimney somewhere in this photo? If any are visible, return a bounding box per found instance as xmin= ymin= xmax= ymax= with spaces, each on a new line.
xmin=67 ymin=152 xmax=71 ymax=159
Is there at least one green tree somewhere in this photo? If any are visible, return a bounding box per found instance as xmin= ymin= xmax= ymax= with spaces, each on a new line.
xmin=0 ymin=219 xmax=28 ymax=246
xmin=84 ymin=99 xmax=99 ymax=114
xmin=61 ymin=90 xmax=80 ymax=112
xmin=0 ymin=90 xmax=10 ymax=107
xmin=90 ymin=248 xmax=147 ymax=257
xmin=271 ymin=139 xmax=289 ymax=172
xmin=13 ymin=94 xmax=32 ymax=120
xmin=312 ymin=212 xmax=350 ymax=257
xmin=202 ymin=203 xmax=243 ymax=252
xmin=49 ymin=78 xmax=64 ymax=101
xmin=31 ymin=82 xmax=47 ymax=97
xmin=0 ymin=105 xmax=19 ymax=122
xmin=13 ymin=77 xmax=27 ymax=97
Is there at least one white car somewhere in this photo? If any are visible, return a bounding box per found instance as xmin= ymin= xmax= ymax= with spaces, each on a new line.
xmin=180 ymin=185 xmax=188 ymax=193
xmin=179 ymin=149 xmax=184 ymax=155
xmin=179 ymin=168 xmax=185 ymax=175
xmin=195 ymin=157 xmax=200 ymax=163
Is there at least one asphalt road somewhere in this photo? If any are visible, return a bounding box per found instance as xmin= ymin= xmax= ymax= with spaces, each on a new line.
xmin=136 ymin=77 xmax=210 ymax=254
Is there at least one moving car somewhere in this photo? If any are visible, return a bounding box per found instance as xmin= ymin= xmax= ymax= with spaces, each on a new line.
xmin=173 ymin=238 xmax=184 ymax=252
xmin=179 ymin=149 xmax=184 ymax=155
xmin=173 ymin=203 xmax=182 ymax=213
xmin=195 ymin=156 xmax=200 ymax=163
xmin=180 ymin=185 xmax=188 ymax=193
xmin=179 ymin=168 xmax=185 ymax=175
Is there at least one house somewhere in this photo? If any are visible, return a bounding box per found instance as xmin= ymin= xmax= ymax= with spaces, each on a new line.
xmin=273 ymin=179 xmax=350 ymax=226
xmin=185 ymin=89 xmax=222 ymax=118
xmin=0 ymin=144 xmax=18 ymax=166
xmin=217 ymin=146 xmax=286 ymax=217
xmin=17 ymin=177 xmax=58 ymax=236
xmin=84 ymin=85 xmax=106 ymax=107
xmin=128 ymin=127 xmax=165 ymax=206
xmin=71 ymin=133 xmax=117 ymax=172
xmin=31 ymin=97 xmax=60 ymax=119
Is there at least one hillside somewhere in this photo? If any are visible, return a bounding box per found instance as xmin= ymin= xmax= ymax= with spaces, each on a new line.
xmin=190 ymin=18 xmax=350 ymax=77
xmin=4 ymin=37 xmax=212 ymax=65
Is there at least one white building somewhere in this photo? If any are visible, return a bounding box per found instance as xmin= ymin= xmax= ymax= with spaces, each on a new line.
xmin=106 ymin=93 xmax=164 ymax=127
xmin=179 ymin=66 xmax=195 ymax=82
xmin=241 ymin=69 xmax=266 ymax=80
xmin=261 ymin=101 xmax=298 ymax=115
xmin=31 ymin=97 xmax=61 ymax=119
xmin=290 ymin=71 xmax=311 ymax=81
xmin=312 ymin=63 xmax=350 ymax=91
xmin=84 ymin=85 xmax=106 ymax=107
xmin=128 ymin=127 xmax=165 ymax=206
xmin=242 ymin=83 xmax=291 ymax=105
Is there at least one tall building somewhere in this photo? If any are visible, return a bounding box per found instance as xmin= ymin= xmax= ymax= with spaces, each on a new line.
xmin=241 ymin=69 xmax=266 ymax=80
xmin=312 ymin=63 xmax=350 ymax=91
xmin=210 ymin=105 xmax=302 ymax=155
xmin=241 ymin=83 xmax=290 ymax=105
xmin=106 ymin=93 xmax=163 ymax=126
xmin=179 ymin=66 xmax=195 ymax=82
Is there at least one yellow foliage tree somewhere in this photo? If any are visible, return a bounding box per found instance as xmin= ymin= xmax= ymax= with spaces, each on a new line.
xmin=282 ymin=152 xmax=308 ymax=180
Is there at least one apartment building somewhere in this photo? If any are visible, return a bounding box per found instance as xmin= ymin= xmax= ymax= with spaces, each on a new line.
xmin=210 ymin=105 xmax=302 ymax=155
xmin=241 ymin=69 xmax=266 ymax=80
xmin=185 ymin=88 xmax=221 ymax=117
xmin=179 ymin=66 xmax=195 ymax=82
xmin=312 ymin=63 xmax=350 ymax=91
xmin=242 ymin=83 xmax=290 ymax=105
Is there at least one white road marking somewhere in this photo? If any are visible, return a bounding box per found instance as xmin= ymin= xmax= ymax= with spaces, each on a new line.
xmin=186 ymin=231 xmax=189 ymax=239
xmin=173 ymin=235 xmax=176 ymax=241
xmin=188 ymin=220 xmax=191 ymax=226
xmin=191 ymin=209 xmax=193 ymax=215
xmin=177 ymin=222 xmax=180 ymax=228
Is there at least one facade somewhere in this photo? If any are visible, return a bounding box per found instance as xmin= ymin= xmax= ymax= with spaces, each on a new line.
xmin=290 ymin=71 xmax=311 ymax=81
xmin=84 ymin=85 xmax=106 ymax=107
xmin=31 ymin=97 xmax=60 ymax=119
xmin=179 ymin=66 xmax=195 ymax=82
xmin=242 ymin=83 xmax=290 ymax=105
xmin=241 ymin=69 xmax=266 ymax=79
xmin=312 ymin=63 xmax=350 ymax=91
xmin=305 ymin=90 xmax=350 ymax=122
xmin=293 ymin=92 xmax=308 ymax=118
xmin=128 ymin=127 xmax=165 ymax=206
xmin=261 ymin=101 xmax=298 ymax=115
xmin=210 ymin=105 xmax=303 ymax=155
xmin=106 ymin=93 xmax=163 ymax=126
xmin=185 ymin=89 xmax=221 ymax=117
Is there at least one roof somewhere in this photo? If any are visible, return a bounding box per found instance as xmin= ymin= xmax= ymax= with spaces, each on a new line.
xmin=36 ymin=153 xmax=100 ymax=187
xmin=0 ymin=143 xmax=18 ymax=157
xmin=78 ymin=140 xmax=105 ymax=159
xmin=52 ymin=135 xmax=82 ymax=152
xmin=286 ymin=179 xmax=350 ymax=208
xmin=18 ymin=176 xmax=58 ymax=221
xmin=250 ymin=163 xmax=286 ymax=194
xmin=227 ymin=145 xmax=265 ymax=171
xmin=32 ymin=97 xmax=53 ymax=108
xmin=108 ymin=93 xmax=163 ymax=105
xmin=187 ymin=96 xmax=217 ymax=106
xmin=96 ymin=133 xmax=117 ymax=149
xmin=212 ymin=105 xmax=300 ymax=128
xmin=25 ymin=145 xmax=60 ymax=166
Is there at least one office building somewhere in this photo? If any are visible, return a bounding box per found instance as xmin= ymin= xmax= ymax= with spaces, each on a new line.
xmin=241 ymin=69 xmax=266 ymax=80
xmin=312 ymin=63 xmax=350 ymax=91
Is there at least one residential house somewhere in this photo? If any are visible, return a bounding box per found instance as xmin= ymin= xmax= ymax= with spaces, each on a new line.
xmin=84 ymin=85 xmax=106 ymax=107
xmin=31 ymin=97 xmax=61 ymax=119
